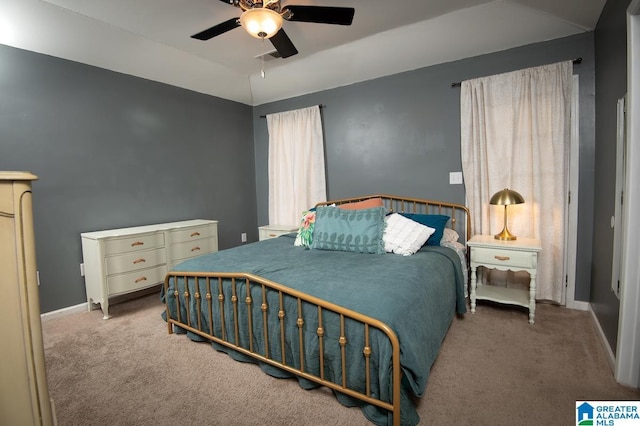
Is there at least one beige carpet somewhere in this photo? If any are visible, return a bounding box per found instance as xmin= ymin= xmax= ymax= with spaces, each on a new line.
xmin=42 ymin=292 xmax=640 ymax=425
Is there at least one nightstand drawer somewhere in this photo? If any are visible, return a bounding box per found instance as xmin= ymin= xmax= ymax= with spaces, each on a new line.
xmin=471 ymin=247 xmax=536 ymax=269
xmin=258 ymin=225 xmax=298 ymax=241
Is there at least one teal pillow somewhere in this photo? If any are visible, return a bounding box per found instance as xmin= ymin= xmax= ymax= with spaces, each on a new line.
xmin=400 ymin=213 xmax=450 ymax=246
xmin=311 ymin=206 xmax=386 ymax=254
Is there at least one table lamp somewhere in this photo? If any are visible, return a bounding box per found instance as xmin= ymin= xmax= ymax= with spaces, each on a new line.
xmin=490 ymin=188 xmax=524 ymax=240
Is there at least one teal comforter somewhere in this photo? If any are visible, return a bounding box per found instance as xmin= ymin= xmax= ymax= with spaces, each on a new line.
xmin=164 ymin=233 xmax=466 ymax=425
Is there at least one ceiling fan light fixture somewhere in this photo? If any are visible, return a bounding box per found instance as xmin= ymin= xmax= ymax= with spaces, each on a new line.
xmin=240 ymin=8 xmax=283 ymax=39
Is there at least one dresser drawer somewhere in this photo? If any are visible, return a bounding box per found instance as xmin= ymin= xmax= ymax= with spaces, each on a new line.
xmin=471 ymin=247 xmax=536 ymax=269
xmin=107 ymin=265 xmax=166 ymax=296
xmin=171 ymin=225 xmax=217 ymax=243
xmin=105 ymin=248 xmax=166 ymax=275
xmin=104 ymin=233 xmax=165 ymax=255
xmin=171 ymin=238 xmax=214 ymax=261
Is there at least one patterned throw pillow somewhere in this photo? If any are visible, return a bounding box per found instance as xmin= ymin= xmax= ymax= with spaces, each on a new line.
xmin=311 ymin=206 xmax=386 ymax=254
xmin=294 ymin=210 xmax=316 ymax=247
xmin=440 ymin=227 xmax=460 ymax=244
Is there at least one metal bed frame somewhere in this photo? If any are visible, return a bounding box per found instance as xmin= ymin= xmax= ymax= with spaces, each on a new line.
xmin=164 ymin=195 xmax=470 ymax=426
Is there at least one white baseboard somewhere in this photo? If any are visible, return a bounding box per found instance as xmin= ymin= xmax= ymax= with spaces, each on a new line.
xmin=40 ymin=285 xmax=161 ymax=322
xmin=587 ymin=303 xmax=617 ymax=373
xmin=569 ymin=300 xmax=590 ymax=311
xmin=41 ymin=302 xmax=87 ymax=322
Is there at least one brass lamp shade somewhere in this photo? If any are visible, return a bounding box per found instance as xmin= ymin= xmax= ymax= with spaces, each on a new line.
xmin=490 ymin=188 xmax=525 ymax=240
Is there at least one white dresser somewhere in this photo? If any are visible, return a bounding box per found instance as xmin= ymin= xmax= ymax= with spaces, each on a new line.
xmin=81 ymin=219 xmax=218 ymax=319
xmin=0 ymin=172 xmax=56 ymax=425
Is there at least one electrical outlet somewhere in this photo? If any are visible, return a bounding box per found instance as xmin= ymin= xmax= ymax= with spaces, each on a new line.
xmin=241 ymin=233 xmax=247 ymax=243
xmin=80 ymin=263 xmax=85 ymax=276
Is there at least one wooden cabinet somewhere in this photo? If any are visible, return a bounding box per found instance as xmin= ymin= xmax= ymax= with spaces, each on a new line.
xmin=467 ymin=235 xmax=541 ymax=324
xmin=81 ymin=219 xmax=218 ymax=319
xmin=258 ymin=224 xmax=298 ymax=241
xmin=0 ymin=172 xmax=56 ymax=426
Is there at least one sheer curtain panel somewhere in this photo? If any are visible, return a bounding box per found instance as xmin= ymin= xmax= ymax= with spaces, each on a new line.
xmin=267 ymin=105 xmax=326 ymax=226
xmin=460 ymin=61 xmax=572 ymax=303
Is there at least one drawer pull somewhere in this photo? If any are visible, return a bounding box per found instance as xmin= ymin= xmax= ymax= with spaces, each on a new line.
xmin=133 ymin=258 xmax=146 ymax=264
xmin=134 ymin=276 xmax=147 ymax=283
xmin=190 ymin=232 xmax=201 ymax=237
xmin=268 ymin=233 xmax=277 ymax=237
xmin=495 ymin=255 xmax=510 ymax=261
xmin=131 ymin=241 xmax=144 ymax=247
xmin=191 ymin=247 xmax=201 ymax=252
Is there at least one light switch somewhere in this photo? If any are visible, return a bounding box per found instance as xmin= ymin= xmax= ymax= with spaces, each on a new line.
xmin=449 ymin=172 xmax=463 ymax=185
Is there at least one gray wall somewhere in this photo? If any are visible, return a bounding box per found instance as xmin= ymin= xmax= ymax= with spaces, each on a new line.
xmin=0 ymin=29 xmax=605 ymax=314
xmin=0 ymin=45 xmax=257 ymax=313
xmin=592 ymin=0 xmax=630 ymax=354
xmin=253 ymin=33 xmax=596 ymax=303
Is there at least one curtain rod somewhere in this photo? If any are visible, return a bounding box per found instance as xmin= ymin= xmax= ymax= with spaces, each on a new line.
xmin=450 ymin=57 xmax=583 ymax=88
xmin=260 ymin=104 xmax=325 ymax=118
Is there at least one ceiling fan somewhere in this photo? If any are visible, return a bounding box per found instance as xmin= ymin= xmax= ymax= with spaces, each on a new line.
xmin=191 ymin=0 xmax=355 ymax=59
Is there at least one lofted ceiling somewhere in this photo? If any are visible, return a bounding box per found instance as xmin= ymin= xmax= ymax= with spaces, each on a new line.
xmin=0 ymin=0 xmax=606 ymax=106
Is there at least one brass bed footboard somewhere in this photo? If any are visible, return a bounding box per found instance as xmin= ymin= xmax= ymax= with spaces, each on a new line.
xmin=164 ymin=271 xmax=402 ymax=425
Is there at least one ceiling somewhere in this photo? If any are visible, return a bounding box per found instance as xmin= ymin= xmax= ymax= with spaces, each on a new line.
xmin=0 ymin=0 xmax=606 ymax=106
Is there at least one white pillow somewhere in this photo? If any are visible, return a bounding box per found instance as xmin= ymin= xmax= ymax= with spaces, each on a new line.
xmin=383 ymin=213 xmax=435 ymax=256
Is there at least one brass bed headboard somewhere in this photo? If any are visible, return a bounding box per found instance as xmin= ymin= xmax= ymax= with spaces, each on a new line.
xmin=316 ymin=194 xmax=472 ymax=242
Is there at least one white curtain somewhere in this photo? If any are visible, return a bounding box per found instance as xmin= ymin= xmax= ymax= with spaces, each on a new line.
xmin=266 ymin=105 xmax=326 ymax=226
xmin=460 ymin=61 xmax=572 ymax=303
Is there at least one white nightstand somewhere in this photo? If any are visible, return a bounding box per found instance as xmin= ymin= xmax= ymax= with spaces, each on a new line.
xmin=467 ymin=235 xmax=542 ymax=324
xmin=258 ymin=224 xmax=298 ymax=241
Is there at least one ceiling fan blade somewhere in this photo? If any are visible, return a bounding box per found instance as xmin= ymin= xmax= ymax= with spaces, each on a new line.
xmin=270 ymin=29 xmax=298 ymax=58
xmin=191 ymin=18 xmax=240 ymax=40
xmin=283 ymin=6 xmax=355 ymax=25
